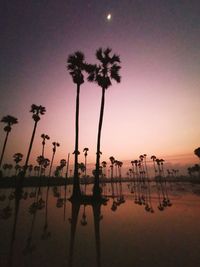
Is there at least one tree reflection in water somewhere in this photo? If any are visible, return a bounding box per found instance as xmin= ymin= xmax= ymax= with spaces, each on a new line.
xmin=0 ymin=179 xmax=175 ymax=267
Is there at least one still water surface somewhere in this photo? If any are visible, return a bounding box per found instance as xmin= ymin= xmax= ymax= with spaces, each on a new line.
xmin=0 ymin=182 xmax=200 ymax=267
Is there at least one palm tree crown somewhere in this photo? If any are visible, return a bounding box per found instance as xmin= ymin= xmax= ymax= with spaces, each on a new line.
xmin=86 ymin=47 xmax=121 ymax=89
xmin=30 ymin=104 xmax=46 ymax=122
xmin=1 ymin=115 xmax=18 ymax=132
xmin=67 ymin=51 xmax=85 ymax=85
xmin=13 ymin=153 xmax=23 ymax=164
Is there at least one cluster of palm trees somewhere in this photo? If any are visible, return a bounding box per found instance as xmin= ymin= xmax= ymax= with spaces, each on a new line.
xmin=0 ymin=105 xmax=65 ymax=184
xmin=67 ymin=47 xmax=121 ymax=199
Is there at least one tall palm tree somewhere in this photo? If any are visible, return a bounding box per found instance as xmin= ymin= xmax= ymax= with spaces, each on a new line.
xmin=48 ymin=142 xmax=60 ymax=177
xmin=23 ymin=105 xmax=46 ymax=177
xmin=67 ymin=51 xmax=86 ymax=199
xmin=0 ymin=115 xmax=18 ymax=168
xmin=86 ymin=48 xmax=121 ymax=198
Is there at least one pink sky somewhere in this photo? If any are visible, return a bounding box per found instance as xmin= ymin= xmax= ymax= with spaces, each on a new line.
xmin=0 ymin=2 xmax=199 ymax=174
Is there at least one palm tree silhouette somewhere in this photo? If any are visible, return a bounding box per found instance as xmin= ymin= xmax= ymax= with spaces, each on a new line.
xmin=0 ymin=115 xmax=18 ymax=168
xmin=194 ymin=147 xmax=200 ymax=160
xmin=40 ymin=134 xmax=50 ymax=176
xmin=23 ymin=105 xmax=46 ymax=177
xmin=86 ymin=48 xmax=121 ymax=198
xmin=83 ymin=148 xmax=89 ymax=194
xmin=60 ymin=159 xmax=67 ymax=177
xmin=48 ymin=142 xmax=60 ymax=177
xmin=13 ymin=153 xmax=23 ymax=170
xmin=67 ymin=51 xmax=86 ymax=199
xmin=83 ymin=147 xmax=89 ymax=177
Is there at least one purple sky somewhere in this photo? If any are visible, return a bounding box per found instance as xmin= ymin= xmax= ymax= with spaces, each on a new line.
xmin=0 ymin=0 xmax=200 ymax=173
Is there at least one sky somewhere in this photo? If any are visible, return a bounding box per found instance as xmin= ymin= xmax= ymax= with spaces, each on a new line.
xmin=0 ymin=0 xmax=200 ymax=174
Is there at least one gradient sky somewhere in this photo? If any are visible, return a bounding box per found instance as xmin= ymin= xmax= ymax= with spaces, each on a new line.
xmin=0 ymin=0 xmax=200 ymax=172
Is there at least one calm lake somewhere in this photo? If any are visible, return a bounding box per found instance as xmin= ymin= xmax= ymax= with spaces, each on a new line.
xmin=0 ymin=182 xmax=200 ymax=267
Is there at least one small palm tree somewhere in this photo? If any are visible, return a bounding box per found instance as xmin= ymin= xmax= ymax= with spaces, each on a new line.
xmin=0 ymin=115 xmax=18 ymax=168
xmin=101 ymin=161 xmax=107 ymax=178
xmin=23 ymin=105 xmax=46 ymax=177
xmin=86 ymin=48 xmax=121 ymax=198
xmin=67 ymin=51 xmax=86 ymax=199
xmin=13 ymin=153 xmax=23 ymax=176
xmin=41 ymin=134 xmax=50 ymax=156
xmin=194 ymin=147 xmax=200 ymax=160
xmin=40 ymin=134 xmax=50 ymax=175
xmin=48 ymin=142 xmax=60 ymax=177
xmin=83 ymin=148 xmax=89 ymax=178
xmin=60 ymin=159 xmax=67 ymax=177
xmin=109 ymin=156 xmax=115 ymax=179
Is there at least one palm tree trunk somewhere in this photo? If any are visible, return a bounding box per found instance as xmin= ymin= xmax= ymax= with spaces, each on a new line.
xmin=0 ymin=131 xmax=9 ymax=168
xmin=93 ymin=87 xmax=105 ymax=198
xmin=23 ymin=121 xmax=38 ymax=177
xmin=49 ymin=152 xmax=55 ymax=177
xmin=68 ymin=202 xmax=80 ymax=267
xmin=72 ymin=84 xmax=81 ymax=198
xmin=39 ymin=144 xmax=45 ymax=177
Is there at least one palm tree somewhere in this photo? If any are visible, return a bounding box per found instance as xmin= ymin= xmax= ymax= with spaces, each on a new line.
xmin=0 ymin=115 xmax=18 ymax=168
xmin=23 ymin=105 xmax=46 ymax=177
xmin=109 ymin=156 xmax=115 ymax=180
xmin=48 ymin=142 xmax=60 ymax=177
xmin=86 ymin=48 xmax=121 ymax=198
xmin=194 ymin=147 xmax=200 ymax=160
xmin=101 ymin=161 xmax=107 ymax=178
xmin=40 ymin=134 xmax=50 ymax=176
xmin=60 ymin=159 xmax=67 ymax=177
xmin=67 ymin=51 xmax=86 ymax=199
xmin=151 ymin=155 xmax=157 ymax=174
xmin=13 ymin=153 xmax=23 ymax=176
xmin=41 ymin=134 xmax=50 ymax=156
xmin=83 ymin=148 xmax=89 ymax=178
xmin=13 ymin=153 xmax=23 ymax=165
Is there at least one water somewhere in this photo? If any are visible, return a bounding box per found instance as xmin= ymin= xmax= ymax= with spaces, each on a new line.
xmin=0 ymin=182 xmax=200 ymax=267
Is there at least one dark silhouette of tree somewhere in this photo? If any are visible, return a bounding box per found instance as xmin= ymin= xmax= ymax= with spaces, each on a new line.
xmin=13 ymin=153 xmax=23 ymax=175
xmin=194 ymin=147 xmax=200 ymax=160
xmin=23 ymin=105 xmax=46 ymax=177
xmin=67 ymin=51 xmax=86 ymax=199
xmin=101 ymin=161 xmax=107 ymax=178
xmin=0 ymin=115 xmax=18 ymax=168
xmin=40 ymin=134 xmax=50 ymax=175
xmin=83 ymin=147 xmax=89 ymax=177
xmin=49 ymin=142 xmax=60 ymax=177
xmin=60 ymin=159 xmax=67 ymax=177
xmin=109 ymin=156 xmax=115 ymax=180
xmin=86 ymin=48 xmax=121 ymax=198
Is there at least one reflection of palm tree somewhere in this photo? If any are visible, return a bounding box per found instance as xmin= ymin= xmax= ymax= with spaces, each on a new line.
xmin=49 ymin=142 xmax=60 ymax=177
xmin=0 ymin=115 xmax=18 ymax=168
xmin=23 ymin=105 xmax=46 ymax=177
xmin=41 ymin=187 xmax=51 ymax=240
xmin=68 ymin=201 xmax=81 ymax=267
xmin=68 ymin=200 xmax=103 ymax=267
xmin=86 ymin=48 xmax=121 ymax=198
xmin=67 ymin=51 xmax=86 ymax=199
